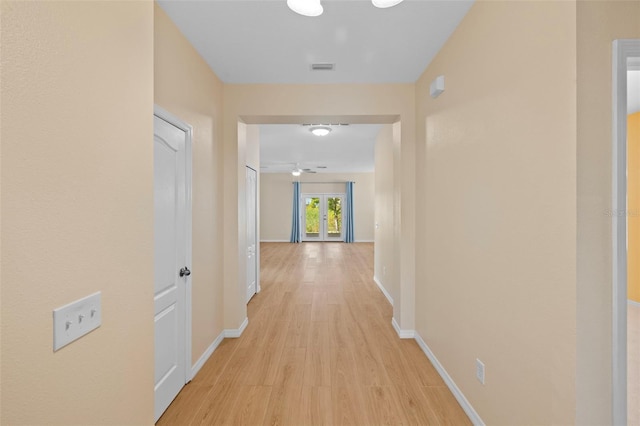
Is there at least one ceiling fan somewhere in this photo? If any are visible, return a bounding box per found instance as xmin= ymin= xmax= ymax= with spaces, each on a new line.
xmin=291 ymin=163 xmax=317 ymax=176
xmin=261 ymin=162 xmax=325 ymax=175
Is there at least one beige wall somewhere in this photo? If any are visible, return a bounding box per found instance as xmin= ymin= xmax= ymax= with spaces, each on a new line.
xmin=223 ymin=84 xmax=415 ymax=332
xmin=154 ymin=4 xmax=225 ymax=365
xmin=374 ymin=125 xmax=395 ymax=301
xmin=260 ymin=173 xmax=375 ymax=242
xmin=415 ymin=2 xmax=577 ymax=424
xmin=1 ymin=1 xmax=154 ymax=424
xmin=576 ymin=2 xmax=640 ymax=423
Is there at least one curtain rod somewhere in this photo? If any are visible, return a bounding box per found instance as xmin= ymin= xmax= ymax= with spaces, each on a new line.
xmin=292 ymin=181 xmax=355 ymax=184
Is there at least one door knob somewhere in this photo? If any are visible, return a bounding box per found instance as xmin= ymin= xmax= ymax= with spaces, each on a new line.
xmin=179 ymin=267 xmax=191 ymax=277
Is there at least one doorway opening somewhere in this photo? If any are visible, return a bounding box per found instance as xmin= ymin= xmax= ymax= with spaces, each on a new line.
xmin=243 ymin=117 xmax=400 ymax=329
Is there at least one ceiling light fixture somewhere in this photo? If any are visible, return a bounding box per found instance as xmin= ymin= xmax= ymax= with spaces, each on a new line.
xmin=309 ymin=125 xmax=332 ymax=136
xmin=292 ymin=169 xmax=301 ymax=177
xmin=287 ymin=0 xmax=323 ymax=17
xmin=372 ymin=0 xmax=404 ymax=8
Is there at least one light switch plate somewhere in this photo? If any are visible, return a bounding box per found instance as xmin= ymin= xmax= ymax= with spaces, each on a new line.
xmin=476 ymin=358 xmax=485 ymax=385
xmin=53 ymin=291 xmax=101 ymax=351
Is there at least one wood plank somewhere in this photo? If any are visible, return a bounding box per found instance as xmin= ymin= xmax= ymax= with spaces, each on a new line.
xmin=230 ymin=385 xmax=272 ymax=425
xmin=366 ymin=386 xmax=406 ymax=425
xmin=421 ymin=386 xmax=474 ymax=425
xmin=155 ymin=383 xmax=211 ymax=426
xmin=295 ymin=386 xmax=333 ymax=426
xmin=331 ymin=385 xmax=372 ymax=426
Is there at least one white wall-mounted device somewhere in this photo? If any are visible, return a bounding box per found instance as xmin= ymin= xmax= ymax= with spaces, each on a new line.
xmin=430 ymin=75 xmax=445 ymax=98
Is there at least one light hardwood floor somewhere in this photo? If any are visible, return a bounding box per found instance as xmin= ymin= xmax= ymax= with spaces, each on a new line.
xmin=157 ymin=242 xmax=471 ymax=425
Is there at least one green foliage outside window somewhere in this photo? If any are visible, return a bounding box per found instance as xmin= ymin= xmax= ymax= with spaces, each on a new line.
xmin=305 ymin=196 xmax=342 ymax=235
xmin=327 ymin=197 xmax=342 ymax=234
xmin=306 ymin=198 xmax=320 ymax=233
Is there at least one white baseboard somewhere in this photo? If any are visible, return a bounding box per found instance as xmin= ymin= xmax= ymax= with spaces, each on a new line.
xmin=190 ymin=330 xmax=225 ymax=380
xmin=189 ymin=317 xmax=249 ymax=380
xmin=629 ymin=299 xmax=640 ymax=308
xmin=224 ymin=317 xmax=249 ymax=338
xmin=373 ymin=275 xmax=394 ymax=305
xmin=356 ymin=239 xmax=374 ymax=243
xmin=414 ymin=331 xmax=484 ymax=426
xmin=391 ymin=317 xmax=415 ymax=339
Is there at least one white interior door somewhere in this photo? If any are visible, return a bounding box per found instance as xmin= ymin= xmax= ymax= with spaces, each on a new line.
xmin=246 ymin=166 xmax=257 ymax=303
xmin=302 ymin=194 xmax=345 ymax=242
xmin=154 ymin=115 xmax=189 ymax=422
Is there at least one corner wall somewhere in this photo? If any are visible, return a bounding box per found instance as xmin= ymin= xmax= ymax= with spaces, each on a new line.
xmin=154 ymin=3 xmax=225 ymax=365
xmin=1 ymin=2 xmax=154 ymax=423
xmin=414 ymin=1 xmax=577 ymax=423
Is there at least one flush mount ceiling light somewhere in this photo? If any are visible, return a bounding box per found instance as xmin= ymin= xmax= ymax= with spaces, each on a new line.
xmin=291 ymin=169 xmax=301 ymax=177
xmin=372 ymin=0 xmax=404 ymax=8
xmin=309 ymin=125 xmax=332 ymax=136
xmin=287 ymin=0 xmax=323 ymax=17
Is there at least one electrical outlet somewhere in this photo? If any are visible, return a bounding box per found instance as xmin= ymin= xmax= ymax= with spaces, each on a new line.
xmin=476 ymin=358 xmax=485 ymax=384
xmin=53 ymin=292 xmax=101 ymax=351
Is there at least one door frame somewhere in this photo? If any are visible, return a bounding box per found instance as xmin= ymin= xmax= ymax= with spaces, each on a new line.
xmin=612 ymin=39 xmax=640 ymax=426
xmin=301 ymin=193 xmax=346 ymax=241
xmin=154 ymin=105 xmax=193 ymax=382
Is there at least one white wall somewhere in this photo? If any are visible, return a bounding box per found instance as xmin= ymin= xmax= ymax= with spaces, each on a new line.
xmin=260 ymin=173 xmax=375 ymax=242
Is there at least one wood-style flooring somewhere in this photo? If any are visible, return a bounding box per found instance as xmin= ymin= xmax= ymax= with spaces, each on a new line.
xmin=157 ymin=242 xmax=471 ymax=425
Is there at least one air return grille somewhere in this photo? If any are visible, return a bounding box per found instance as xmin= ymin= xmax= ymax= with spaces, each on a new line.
xmin=311 ymin=63 xmax=335 ymax=71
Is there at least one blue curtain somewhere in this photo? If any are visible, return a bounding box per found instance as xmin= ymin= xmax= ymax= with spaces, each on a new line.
xmin=345 ymin=181 xmax=355 ymax=243
xmin=290 ymin=182 xmax=301 ymax=243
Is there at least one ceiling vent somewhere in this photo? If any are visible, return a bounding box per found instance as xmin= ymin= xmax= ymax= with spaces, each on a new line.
xmin=311 ymin=63 xmax=335 ymax=71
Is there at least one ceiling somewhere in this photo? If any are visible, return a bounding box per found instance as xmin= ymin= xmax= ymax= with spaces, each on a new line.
xmin=157 ymin=0 xmax=474 ymax=173
xmin=157 ymin=0 xmax=474 ymax=84
xmin=259 ymin=124 xmax=382 ymax=173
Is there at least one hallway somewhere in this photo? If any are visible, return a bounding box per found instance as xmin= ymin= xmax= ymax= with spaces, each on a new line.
xmin=158 ymin=243 xmax=470 ymax=425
